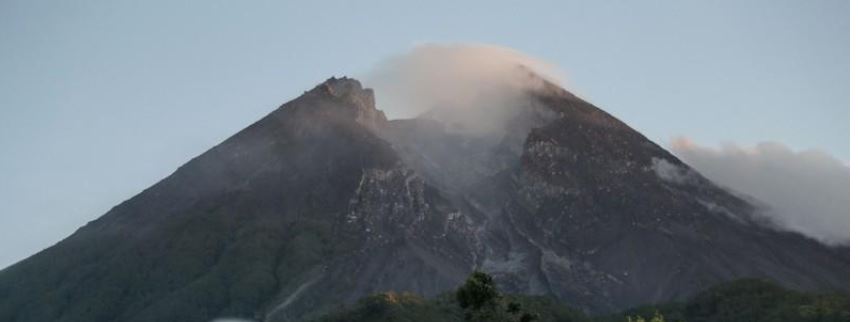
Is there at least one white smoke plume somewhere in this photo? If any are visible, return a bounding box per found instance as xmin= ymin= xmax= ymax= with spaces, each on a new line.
xmin=671 ymin=138 xmax=849 ymax=246
xmin=365 ymin=43 xmax=566 ymax=133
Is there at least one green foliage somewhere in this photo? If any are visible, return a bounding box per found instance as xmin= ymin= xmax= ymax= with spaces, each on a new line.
xmin=455 ymin=271 xmax=544 ymax=322
xmin=456 ymin=271 xmax=501 ymax=311
xmin=313 ymin=272 xmax=588 ymax=322
xmin=680 ymin=279 xmax=849 ymax=322
xmin=602 ymin=279 xmax=849 ymax=322
xmin=313 ymin=278 xmax=848 ymax=322
xmin=312 ymin=292 xmax=461 ymax=322
xmin=625 ymin=311 xmax=665 ymax=322
xmin=508 ymin=295 xmax=590 ymax=322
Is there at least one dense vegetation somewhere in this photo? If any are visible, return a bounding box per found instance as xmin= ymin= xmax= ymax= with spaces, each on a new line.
xmin=310 ymin=272 xmax=848 ymax=322
xmin=606 ymin=278 xmax=849 ymax=322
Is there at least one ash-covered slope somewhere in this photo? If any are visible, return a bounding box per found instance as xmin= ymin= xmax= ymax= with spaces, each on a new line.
xmin=0 ymin=78 xmax=478 ymax=322
xmin=384 ymin=77 xmax=847 ymax=313
xmin=0 ymin=76 xmax=847 ymax=322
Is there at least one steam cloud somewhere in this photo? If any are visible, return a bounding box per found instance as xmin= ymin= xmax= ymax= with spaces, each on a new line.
xmin=364 ymin=44 xmax=848 ymax=246
xmin=671 ymin=138 xmax=849 ymax=245
xmin=365 ymin=44 xmax=566 ymax=133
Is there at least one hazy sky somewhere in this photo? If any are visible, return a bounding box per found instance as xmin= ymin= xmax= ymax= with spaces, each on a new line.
xmin=0 ymin=0 xmax=848 ymax=268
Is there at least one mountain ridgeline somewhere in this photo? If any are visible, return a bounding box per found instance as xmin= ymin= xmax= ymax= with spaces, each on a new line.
xmin=0 ymin=76 xmax=847 ymax=322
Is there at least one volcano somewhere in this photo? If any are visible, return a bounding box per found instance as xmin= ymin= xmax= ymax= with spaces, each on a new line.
xmin=0 ymin=76 xmax=847 ymax=322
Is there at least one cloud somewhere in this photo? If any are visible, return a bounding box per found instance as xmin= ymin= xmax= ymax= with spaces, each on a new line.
xmin=650 ymin=157 xmax=694 ymax=184
xmin=364 ymin=43 xmax=566 ymax=133
xmin=670 ymin=138 xmax=849 ymax=245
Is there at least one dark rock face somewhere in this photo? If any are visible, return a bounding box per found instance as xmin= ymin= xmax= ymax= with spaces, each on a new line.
xmin=0 ymin=77 xmax=847 ymax=322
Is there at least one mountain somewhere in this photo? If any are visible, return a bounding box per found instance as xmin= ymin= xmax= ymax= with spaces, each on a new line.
xmin=0 ymin=76 xmax=847 ymax=322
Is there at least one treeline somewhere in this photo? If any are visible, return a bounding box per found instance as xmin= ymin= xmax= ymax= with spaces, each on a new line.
xmin=308 ymin=272 xmax=848 ymax=322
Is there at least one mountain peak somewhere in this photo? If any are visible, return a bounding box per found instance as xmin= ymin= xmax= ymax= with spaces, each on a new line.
xmin=314 ymin=76 xmax=366 ymax=97
xmin=291 ymin=76 xmax=387 ymax=131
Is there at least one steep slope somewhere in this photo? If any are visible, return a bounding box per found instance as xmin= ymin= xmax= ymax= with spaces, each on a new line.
xmin=0 ymin=78 xmax=477 ymax=322
xmin=503 ymin=85 xmax=845 ymax=311
xmin=0 ymin=76 xmax=847 ymax=322
xmin=381 ymin=76 xmax=847 ymax=312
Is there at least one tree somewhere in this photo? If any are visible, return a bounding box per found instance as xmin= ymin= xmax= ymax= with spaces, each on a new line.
xmin=455 ymin=271 xmax=539 ymax=322
xmin=456 ymin=271 xmax=501 ymax=310
xmin=507 ymin=302 xmax=522 ymax=314
xmin=519 ymin=312 xmax=539 ymax=322
xmin=626 ymin=310 xmax=665 ymax=322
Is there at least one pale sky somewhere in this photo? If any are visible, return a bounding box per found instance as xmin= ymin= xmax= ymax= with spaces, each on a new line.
xmin=0 ymin=0 xmax=848 ymax=268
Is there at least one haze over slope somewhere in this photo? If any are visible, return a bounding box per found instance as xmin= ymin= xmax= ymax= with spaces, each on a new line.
xmin=366 ymin=43 xmax=848 ymax=245
xmin=671 ymin=138 xmax=849 ymax=245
